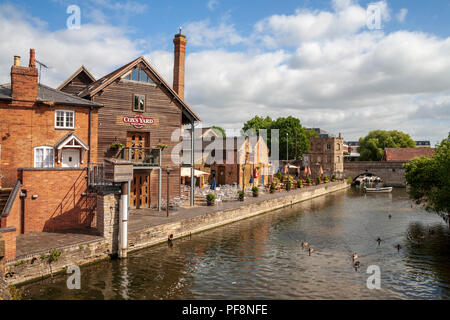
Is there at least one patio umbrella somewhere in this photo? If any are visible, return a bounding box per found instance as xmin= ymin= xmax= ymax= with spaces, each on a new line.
xmin=210 ymin=177 xmax=216 ymax=190
xmin=249 ymin=174 xmax=254 ymax=184
xmin=303 ymin=166 xmax=308 ymax=177
xmin=307 ymin=166 xmax=312 ymax=177
xmin=319 ymin=166 xmax=324 ymax=176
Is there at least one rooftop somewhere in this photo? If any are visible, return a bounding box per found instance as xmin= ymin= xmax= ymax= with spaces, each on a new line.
xmin=384 ymin=148 xmax=435 ymax=161
xmin=0 ymin=83 xmax=102 ymax=107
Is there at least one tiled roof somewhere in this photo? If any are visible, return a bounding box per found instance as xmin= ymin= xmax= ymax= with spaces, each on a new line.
xmin=384 ymin=148 xmax=435 ymax=161
xmin=0 ymin=83 xmax=102 ymax=107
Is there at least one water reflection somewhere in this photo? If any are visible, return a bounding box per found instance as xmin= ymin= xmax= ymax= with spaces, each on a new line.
xmin=21 ymin=188 xmax=449 ymax=300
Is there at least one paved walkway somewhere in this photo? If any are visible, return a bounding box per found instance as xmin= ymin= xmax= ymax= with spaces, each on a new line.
xmin=14 ymin=182 xmax=343 ymax=259
xmin=15 ymin=228 xmax=102 ymax=258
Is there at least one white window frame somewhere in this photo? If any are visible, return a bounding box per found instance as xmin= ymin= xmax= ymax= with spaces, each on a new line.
xmin=34 ymin=146 xmax=55 ymax=168
xmin=133 ymin=94 xmax=146 ymax=112
xmin=55 ymin=110 xmax=75 ymax=129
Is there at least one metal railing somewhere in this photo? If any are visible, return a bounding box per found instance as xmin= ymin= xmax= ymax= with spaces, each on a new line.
xmin=118 ymin=147 xmax=161 ymax=167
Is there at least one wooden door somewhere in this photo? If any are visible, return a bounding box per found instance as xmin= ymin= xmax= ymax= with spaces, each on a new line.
xmin=131 ymin=173 xmax=150 ymax=209
xmin=218 ymin=166 xmax=226 ymax=185
xmin=126 ymin=132 xmax=149 ymax=162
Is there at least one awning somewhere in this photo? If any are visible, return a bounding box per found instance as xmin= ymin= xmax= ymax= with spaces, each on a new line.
xmin=181 ymin=168 xmax=210 ymax=177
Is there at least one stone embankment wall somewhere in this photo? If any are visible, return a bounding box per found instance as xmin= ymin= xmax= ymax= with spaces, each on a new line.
xmin=344 ymin=161 xmax=406 ymax=187
xmin=4 ymin=182 xmax=349 ymax=286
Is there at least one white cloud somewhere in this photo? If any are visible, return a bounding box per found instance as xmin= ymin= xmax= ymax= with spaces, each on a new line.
xmin=207 ymin=0 xmax=219 ymax=11
xmin=0 ymin=3 xmax=141 ymax=86
xmin=396 ymin=8 xmax=408 ymax=23
xmin=184 ymin=18 xmax=244 ymax=47
xmin=1 ymin=1 xmax=449 ymax=144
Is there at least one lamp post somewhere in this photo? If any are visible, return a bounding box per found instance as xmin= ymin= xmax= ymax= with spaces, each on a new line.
xmin=286 ymin=133 xmax=289 ymax=161
xmin=166 ymin=167 xmax=172 ymax=217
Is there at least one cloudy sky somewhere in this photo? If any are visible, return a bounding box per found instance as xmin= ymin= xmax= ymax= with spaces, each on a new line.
xmin=0 ymin=0 xmax=449 ymax=144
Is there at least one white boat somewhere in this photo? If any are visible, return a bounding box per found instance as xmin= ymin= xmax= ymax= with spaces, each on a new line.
xmin=364 ymin=186 xmax=393 ymax=193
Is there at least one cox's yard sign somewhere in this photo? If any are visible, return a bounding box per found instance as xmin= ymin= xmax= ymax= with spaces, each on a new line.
xmin=123 ymin=115 xmax=155 ymax=129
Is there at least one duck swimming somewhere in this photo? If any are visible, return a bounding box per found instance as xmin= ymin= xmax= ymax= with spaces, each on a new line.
xmin=308 ymin=247 xmax=314 ymax=256
xmin=301 ymin=241 xmax=309 ymax=249
xmin=376 ymin=238 xmax=382 ymax=245
xmin=354 ymin=261 xmax=361 ymax=271
xmin=396 ymin=244 xmax=402 ymax=251
xmin=352 ymin=253 xmax=358 ymax=261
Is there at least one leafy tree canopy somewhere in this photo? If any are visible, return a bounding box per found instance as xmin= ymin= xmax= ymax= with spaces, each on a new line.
xmin=211 ymin=126 xmax=226 ymax=137
xmin=242 ymin=115 xmax=312 ymax=160
xmin=404 ymin=135 xmax=450 ymax=224
xmin=359 ymin=130 xmax=416 ymax=161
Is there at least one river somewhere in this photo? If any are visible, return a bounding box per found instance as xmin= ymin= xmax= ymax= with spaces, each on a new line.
xmin=20 ymin=188 xmax=450 ymax=300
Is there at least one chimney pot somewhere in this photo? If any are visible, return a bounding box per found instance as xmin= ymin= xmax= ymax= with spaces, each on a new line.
xmin=14 ymin=56 xmax=21 ymax=67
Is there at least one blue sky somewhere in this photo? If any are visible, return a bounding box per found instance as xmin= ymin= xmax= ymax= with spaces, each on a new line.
xmin=0 ymin=0 xmax=449 ymax=144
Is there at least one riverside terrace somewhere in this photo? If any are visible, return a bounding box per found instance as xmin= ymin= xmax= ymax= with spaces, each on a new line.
xmin=4 ymin=181 xmax=349 ymax=285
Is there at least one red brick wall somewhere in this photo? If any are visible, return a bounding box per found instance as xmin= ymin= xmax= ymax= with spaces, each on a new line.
xmin=1 ymin=230 xmax=16 ymax=261
xmin=0 ymin=102 xmax=98 ymax=187
xmin=20 ymin=169 xmax=96 ymax=232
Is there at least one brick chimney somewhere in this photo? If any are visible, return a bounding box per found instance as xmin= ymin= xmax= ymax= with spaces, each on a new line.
xmin=173 ymin=31 xmax=187 ymax=101
xmin=11 ymin=49 xmax=38 ymax=102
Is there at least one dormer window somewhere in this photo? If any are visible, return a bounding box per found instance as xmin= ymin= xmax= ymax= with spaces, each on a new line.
xmin=124 ymin=67 xmax=154 ymax=84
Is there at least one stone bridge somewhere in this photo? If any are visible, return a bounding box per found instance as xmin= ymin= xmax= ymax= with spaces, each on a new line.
xmin=344 ymin=161 xmax=407 ymax=187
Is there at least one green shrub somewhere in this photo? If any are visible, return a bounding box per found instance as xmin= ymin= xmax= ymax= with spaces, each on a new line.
xmin=286 ymin=180 xmax=292 ymax=191
xmin=48 ymin=249 xmax=62 ymax=263
xmin=331 ymin=175 xmax=336 ymax=182
xmin=252 ymin=186 xmax=259 ymax=197
xmin=297 ymin=180 xmax=303 ymax=188
xmin=324 ymin=176 xmax=329 ymax=183
xmin=306 ymin=177 xmax=312 ymax=186
xmin=206 ymin=193 xmax=216 ymax=206
xmin=270 ymin=182 xmax=276 ymax=194
xmin=238 ymin=190 xmax=245 ymax=201
xmin=347 ymin=177 xmax=353 ymax=184
xmin=276 ymin=172 xmax=282 ymax=180
xmin=317 ymin=177 xmax=322 ymax=184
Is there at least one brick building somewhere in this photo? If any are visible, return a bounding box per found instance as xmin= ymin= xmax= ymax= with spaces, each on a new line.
xmin=59 ymin=32 xmax=201 ymax=210
xmin=0 ymin=49 xmax=102 ymax=261
xmin=304 ymin=132 xmax=344 ymax=179
xmin=383 ymin=148 xmax=435 ymax=161
xmin=189 ymin=135 xmax=271 ymax=188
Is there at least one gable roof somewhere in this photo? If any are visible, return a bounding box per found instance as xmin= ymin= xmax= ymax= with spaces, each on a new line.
xmin=56 ymin=65 xmax=96 ymax=91
xmin=54 ymin=132 xmax=89 ymax=150
xmin=384 ymin=148 xmax=435 ymax=161
xmin=0 ymin=83 xmax=102 ymax=108
xmin=77 ymin=56 xmax=200 ymax=122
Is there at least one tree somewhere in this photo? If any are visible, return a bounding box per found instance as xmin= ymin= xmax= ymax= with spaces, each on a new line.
xmin=359 ymin=130 xmax=416 ymax=161
xmin=211 ymin=126 xmax=226 ymax=137
xmin=404 ymin=135 xmax=450 ymax=224
xmin=242 ymin=115 xmax=311 ymax=160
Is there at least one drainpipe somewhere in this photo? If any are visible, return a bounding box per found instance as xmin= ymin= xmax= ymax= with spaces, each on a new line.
xmin=119 ymin=182 xmax=129 ymax=259
xmin=88 ymin=106 xmax=92 ymax=166
xmin=190 ymin=120 xmax=194 ymax=207
xmin=158 ymin=167 xmax=162 ymax=211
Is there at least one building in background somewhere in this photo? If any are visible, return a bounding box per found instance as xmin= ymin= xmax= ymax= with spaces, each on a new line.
xmin=415 ymin=141 xmax=431 ymax=148
xmin=304 ymin=132 xmax=344 ymax=179
xmin=383 ymin=148 xmax=435 ymax=162
xmin=344 ymin=141 xmax=360 ymax=161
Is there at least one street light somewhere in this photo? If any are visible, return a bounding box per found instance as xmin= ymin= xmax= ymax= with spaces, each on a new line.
xmin=286 ymin=133 xmax=289 ymax=161
xmin=166 ymin=167 xmax=172 ymax=217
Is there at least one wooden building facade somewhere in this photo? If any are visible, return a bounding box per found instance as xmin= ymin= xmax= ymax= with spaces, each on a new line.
xmin=59 ymin=33 xmax=200 ymax=210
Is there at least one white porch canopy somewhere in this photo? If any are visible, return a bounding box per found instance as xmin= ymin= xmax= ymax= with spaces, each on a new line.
xmin=54 ymin=133 xmax=89 ymax=164
xmin=181 ymin=168 xmax=210 ymax=177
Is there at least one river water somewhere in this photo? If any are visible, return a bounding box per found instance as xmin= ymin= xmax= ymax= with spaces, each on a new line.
xmin=20 ymin=188 xmax=450 ymax=300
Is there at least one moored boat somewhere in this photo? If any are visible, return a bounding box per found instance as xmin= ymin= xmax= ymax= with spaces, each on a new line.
xmin=364 ymin=186 xmax=393 ymax=193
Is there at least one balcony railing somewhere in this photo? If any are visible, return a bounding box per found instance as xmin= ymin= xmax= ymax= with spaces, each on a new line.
xmin=119 ymin=147 xmax=161 ymax=167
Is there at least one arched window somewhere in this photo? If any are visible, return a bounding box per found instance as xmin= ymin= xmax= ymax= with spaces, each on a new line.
xmin=34 ymin=146 xmax=54 ymax=168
